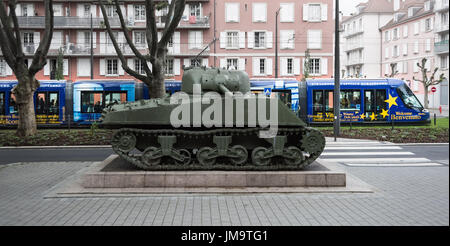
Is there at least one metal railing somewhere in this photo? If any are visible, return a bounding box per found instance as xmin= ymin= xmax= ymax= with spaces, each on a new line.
xmin=434 ymin=40 xmax=449 ymax=54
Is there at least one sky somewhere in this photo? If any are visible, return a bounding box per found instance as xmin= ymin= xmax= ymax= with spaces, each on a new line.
xmin=340 ymin=0 xmax=369 ymax=16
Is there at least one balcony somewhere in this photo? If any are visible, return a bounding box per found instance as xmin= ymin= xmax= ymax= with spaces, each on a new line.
xmin=434 ymin=40 xmax=449 ymax=54
xmin=347 ymin=58 xmax=364 ymax=66
xmin=434 ymin=1 xmax=449 ymax=12
xmin=435 ymin=23 xmax=449 ymax=33
xmin=22 ymin=42 xmax=211 ymax=57
xmin=17 ymin=15 xmax=210 ymax=29
xmin=344 ymin=41 xmax=364 ymax=52
xmin=343 ymin=29 xmax=364 ymax=38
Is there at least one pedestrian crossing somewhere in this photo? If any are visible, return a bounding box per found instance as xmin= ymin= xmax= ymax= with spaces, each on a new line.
xmin=319 ymin=140 xmax=444 ymax=167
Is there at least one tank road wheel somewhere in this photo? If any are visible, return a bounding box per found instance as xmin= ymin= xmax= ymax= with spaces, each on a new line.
xmin=300 ymin=129 xmax=325 ymax=154
xmin=174 ymin=149 xmax=192 ymax=166
xmin=283 ymin=146 xmax=304 ymax=166
xmin=197 ymin=147 xmax=216 ymax=166
xmin=229 ymin=145 xmax=248 ymax=166
xmin=251 ymin=147 xmax=271 ymax=166
xmin=112 ymin=131 xmax=136 ymax=153
xmin=142 ymin=147 xmax=162 ymax=166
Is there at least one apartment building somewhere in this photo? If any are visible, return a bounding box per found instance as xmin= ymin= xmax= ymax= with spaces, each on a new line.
xmin=0 ymin=0 xmax=212 ymax=81
xmin=433 ymin=0 xmax=449 ymax=110
xmin=216 ymin=0 xmax=333 ymax=80
xmin=0 ymin=0 xmax=335 ymax=82
xmin=381 ymin=0 xmax=448 ymax=109
xmin=341 ymin=0 xmax=395 ymax=78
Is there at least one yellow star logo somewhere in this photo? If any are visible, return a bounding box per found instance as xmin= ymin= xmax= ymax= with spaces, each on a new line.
xmin=380 ymin=109 xmax=389 ymax=118
xmin=384 ymin=94 xmax=398 ymax=109
xmin=370 ymin=112 xmax=377 ymax=121
xmin=360 ymin=113 xmax=366 ymax=120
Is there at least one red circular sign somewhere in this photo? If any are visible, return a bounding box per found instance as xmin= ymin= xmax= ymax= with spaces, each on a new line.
xmin=431 ymin=87 xmax=437 ymax=93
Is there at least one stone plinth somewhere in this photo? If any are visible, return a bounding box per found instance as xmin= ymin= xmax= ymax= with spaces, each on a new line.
xmin=81 ymin=155 xmax=346 ymax=188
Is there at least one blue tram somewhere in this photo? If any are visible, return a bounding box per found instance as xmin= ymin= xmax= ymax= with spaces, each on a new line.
xmin=0 ymin=80 xmax=67 ymax=125
xmin=303 ymin=78 xmax=430 ymax=124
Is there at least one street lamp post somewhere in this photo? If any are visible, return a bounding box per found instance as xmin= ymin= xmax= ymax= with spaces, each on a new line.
xmin=90 ymin=13 xmax=94 ymax=80
xmin=275 ymin=8 xmax=280 ymax=78
xmin=334 ymin=0 xmax=341 ymax=141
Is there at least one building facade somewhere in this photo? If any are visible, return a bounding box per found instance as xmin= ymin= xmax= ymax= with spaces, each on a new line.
xmin=433 ymin=0 xmax=449 ymax=111
xmin=380 ymin=0 xmax=449 ymax=109
xmin=340 ymin=0 xmax=395 ymax=78
xmin=0 ymin=0 xmax=335 ymax=83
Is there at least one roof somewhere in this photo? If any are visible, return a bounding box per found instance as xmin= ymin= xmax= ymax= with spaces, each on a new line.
xmin=380 ymin=0 xmax=434 ymax=30
xmin=341 ymin=0 xmax=394 ymax=23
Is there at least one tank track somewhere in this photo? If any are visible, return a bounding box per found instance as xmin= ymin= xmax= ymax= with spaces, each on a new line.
xmin=111 ymin=127 xmax=325 ymax=171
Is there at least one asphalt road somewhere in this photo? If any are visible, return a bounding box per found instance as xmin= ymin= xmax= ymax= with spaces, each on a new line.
xmin=0 ymin=144 xmax=448 ymax=166
xmin=0 ymin=147 xmax=114 ymax=165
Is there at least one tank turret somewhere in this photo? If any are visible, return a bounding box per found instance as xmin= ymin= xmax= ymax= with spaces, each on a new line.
xmin=101 ymin=67 xmax=325 ymax=170
xmin=181 ymin=67 xmax=250 ymax=94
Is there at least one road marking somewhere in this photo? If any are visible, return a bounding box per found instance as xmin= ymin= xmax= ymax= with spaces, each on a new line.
xmin=321 ymin=151 xmax=414 ymax=156
xmin=345 ymin=163 xmax=443 ymax=167
xmin=324 ymin=146 xmax=403 ymax=150
xmin=334 ymin=157 xmax=431 ymax=163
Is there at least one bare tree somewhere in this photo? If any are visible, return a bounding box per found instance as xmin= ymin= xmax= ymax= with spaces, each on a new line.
xmin=0 ymin=0 xmax=54 ymax=136
xmin=386 ymin=63 xmax=398 ymax=78
xmin=413 ymin=58 xmax=446 ymax=109
xmin=99 ymin=0 xmax=186 ymax=98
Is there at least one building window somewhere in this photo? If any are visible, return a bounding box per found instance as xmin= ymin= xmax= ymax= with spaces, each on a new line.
xmin=134 ymin=59 xmax=145 ymax=74
xmin=308 ymin=4 xmax=321 ymax=22
xmin=134 ymin=31 xmax=146 ymax=46
xmin=106 ymin=59 xmax=118 ymax=75
xmin=307 ymin=30 xmax=321 ymax=49
xmin=0 ymin=58 xmax=6 ymax=75
xmin=252 ymin=3 xmax=267 ymax=22
xmin=393 ymin=28 xmax=398 ymax=39
xmin=254 ymin=32 xmax=266 ymax=48
xmin=259 ymin=59 xmax=266 ymax=75
xmin=23 ymin=32 xmax=34 ymax=44
xmin=190 ymin=3 xmax=201 ymax=17
xmin=134 ymin=5 xmax=146 ymax=21
xmin=226 ymin=32 xmax=239 ymax=49
xmin=394 ymin=45 xmax=398 ymax=57
xmin=385 ymin=31 xmax=390 ymax=42
xmin=106 ymin=5 xmax=118 ymax=17
xmin=225 ymin=3 xmax=239 ymax=22
xmin=83 ymin=31 xmax=91 ymax=45
xmin=227 ymin=58 xmax=238 ymax=70
xmin=441 ymin=56 xmax=449 ymax=69
xmin=165 ymin=59 xmax=174 ymax=75
xmin=106 ymin=31 xmax=118 ymax=46
xmin=425 ymin=18 xmax=432 ymax=31
xmin=191 ymin=58 xmax=202 ymax=67
xmin=309 ymin=58 xmax=320 ymax=75
xmin=84 ymin=4 xmax=91 ymax=17
xmin=280 ymin=3 xmax=294 ymax=22
xmin=287 ymin=58 xmax=293 ymax=75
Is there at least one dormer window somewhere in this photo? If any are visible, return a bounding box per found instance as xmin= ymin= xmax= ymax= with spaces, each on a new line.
xmin=424 ymin=1 xmax=431 ymax=11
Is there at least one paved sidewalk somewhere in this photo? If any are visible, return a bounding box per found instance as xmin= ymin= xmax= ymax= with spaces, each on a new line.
xmin=0 ymin=156 xmax=447 ymax=226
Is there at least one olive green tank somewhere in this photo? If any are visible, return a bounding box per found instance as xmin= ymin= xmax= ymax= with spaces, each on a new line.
xmin=100 ymin=67 xmax=325 ymax=170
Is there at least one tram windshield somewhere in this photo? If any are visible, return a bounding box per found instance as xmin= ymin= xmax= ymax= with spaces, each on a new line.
xmin=397 ymin=84 xmax=424 ymax=110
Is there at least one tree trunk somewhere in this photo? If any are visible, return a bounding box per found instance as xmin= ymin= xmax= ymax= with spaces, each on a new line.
xmin=13 ymin=72 xmax=39 ymax=137
xmin=149 ymin=59 xmax=166 ymax=98
xmin=423 ymin=85 xmax=429 ymax=109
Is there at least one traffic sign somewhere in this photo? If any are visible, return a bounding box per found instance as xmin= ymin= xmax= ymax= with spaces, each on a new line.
xmin=431 ymin=87 xmax=436 ymax=93
xmin=264 ymin=87 xmax=272 ymax=96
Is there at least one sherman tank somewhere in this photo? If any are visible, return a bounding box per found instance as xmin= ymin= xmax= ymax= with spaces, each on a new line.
xmin=100 ymin=67 xmax=325 ymax=170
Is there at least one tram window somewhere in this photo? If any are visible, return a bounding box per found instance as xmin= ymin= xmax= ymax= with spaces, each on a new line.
xmin=397 ymin=84 xmax=423 ymax=110
xmin=36 ymin=93 xmax=47 ymax=114
xmin=48 ymin=92 xmax=59 ymax=115
xmin=81 ymin=92 xmax=103 ymax=113
xmin=9 ymin=93 xmax=18 ymax=114
xmin=105 ymin=91 xmax=127 ymax=107
xmin=313 ymin=90 xmax=323 ymax=114
xmin=364 ymin=90 xmax=373 ymax=112
xmin=340 ymin=90 xmax=361 ymax=110
xmin=0 ymin=92 xmax=5 ymax=115
xmin=324 ymin=90 xmax=334 ymax=112
xmin=271 ymin=90 xmax=291 ymax=108
xmin=375 ymin=90 xmax=386 ymax=112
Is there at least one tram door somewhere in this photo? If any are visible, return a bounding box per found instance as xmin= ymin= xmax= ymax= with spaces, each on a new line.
xmin=35 ymin=92 xmax=59 ymax=124
xmin=364 ymin=90 xmax=387 ymax=121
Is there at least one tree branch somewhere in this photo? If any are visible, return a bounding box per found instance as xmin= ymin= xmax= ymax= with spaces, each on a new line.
xmin=0 ymin=0 xmax=18 ymax=54
xmin=99 ymin=0 xmax=148 ymax=82
xmin=0 ymin=27 xmax=16 ymax=67
xmin=112 ymin=0 xmax=152 ymax=76
xmin=146 ymin=0 xmax=158 ymax=58
xmin=8 ymin=0 xmax=24 ymax=58
xmin=29 ymin=0 xmax=54 ymax=76
xmin=157 ymin=0 xmax=185 ymax=50
xmin=164 ymin=0 xmax=176 ymax=30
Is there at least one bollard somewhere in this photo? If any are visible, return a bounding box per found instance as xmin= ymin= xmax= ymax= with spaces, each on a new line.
xmin=391 ymin=120 xmax=394 ymax=130
xmin=68 ymin=114 xmax=71 ymax=132
xmin=434 ymin=113 xmax=436 ymax=126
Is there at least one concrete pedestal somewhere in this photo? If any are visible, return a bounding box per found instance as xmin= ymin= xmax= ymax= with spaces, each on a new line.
xmin=81 ymin=155 xmax=346 ymax=188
